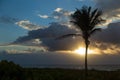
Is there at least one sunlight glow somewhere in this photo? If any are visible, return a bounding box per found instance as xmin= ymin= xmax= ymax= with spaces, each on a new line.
xmin=74 ymin=47 xmax=97 ymax=55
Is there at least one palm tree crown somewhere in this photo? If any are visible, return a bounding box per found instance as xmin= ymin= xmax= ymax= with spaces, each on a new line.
xmin=71 ymin=6 xmax=104 ymax=41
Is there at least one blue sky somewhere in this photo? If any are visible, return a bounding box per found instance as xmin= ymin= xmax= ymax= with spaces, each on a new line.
xmin=0 ymin=0 xmax=95 ymax=43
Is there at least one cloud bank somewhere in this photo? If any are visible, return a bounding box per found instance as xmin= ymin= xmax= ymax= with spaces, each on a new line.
xmin=14 ymin=22 xmax=80 ymax=51
xmin=13 ymin=20 xmax=120 ymax=54
xmin=92 ymin=22 xmax=120 ymax=44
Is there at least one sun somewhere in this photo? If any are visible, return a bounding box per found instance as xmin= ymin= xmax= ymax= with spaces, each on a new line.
xmin=74 ymin=47 xmax=94 ymax=55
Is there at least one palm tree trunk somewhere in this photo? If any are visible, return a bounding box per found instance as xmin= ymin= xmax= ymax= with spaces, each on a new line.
xmin=85 ymin=39 xmax=89 ymax=80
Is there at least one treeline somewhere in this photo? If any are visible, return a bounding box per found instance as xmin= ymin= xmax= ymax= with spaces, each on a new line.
xmin=0 ymin=60 xmax=120 ymax=80
xmin=0 ymin=60 xmax=24 ymax=80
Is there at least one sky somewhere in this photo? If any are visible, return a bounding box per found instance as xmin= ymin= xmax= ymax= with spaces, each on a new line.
xmin=0 ymin=0 xmax=120 ymax=66
xmin=0 ymin=0 xmax=94 ymax=43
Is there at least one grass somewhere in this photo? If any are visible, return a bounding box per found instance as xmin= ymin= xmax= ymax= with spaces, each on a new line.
xmin=24 ymin=68 xmax=120 ymax=80
xmin=0 ymin=60 xmax=120 ymax=80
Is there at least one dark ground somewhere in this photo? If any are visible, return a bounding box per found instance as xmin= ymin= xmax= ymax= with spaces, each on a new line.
xmin=0 ymin=60 xmax=120 ymax=80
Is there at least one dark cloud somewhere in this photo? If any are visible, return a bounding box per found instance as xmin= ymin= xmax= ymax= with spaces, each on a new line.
xmin=0 ymin=16 xmax=18 ymax=24
xmin=28 ymin=22 xmax=76 ymax=38
xmin=95 ymin=0 xmax=120 ymax=19
xmin=14 ymin=21 xmax=120 ymax=52
xmin=14 ymin=22 xmax=81 ymax=51
xmin=90 ymin=22 xmax=120 ymax=54
xmin=95 ymin=0 xmax=120 ymax=12
xmin=92 ymin=22 xmax=120 ymax=44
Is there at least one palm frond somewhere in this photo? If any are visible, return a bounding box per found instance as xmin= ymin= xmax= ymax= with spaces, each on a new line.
xmin=90 ymin=10 xmax=102 ymax=26
xmin=90 ymin=9 xmax=98 ymax=21
xmin=55 ymin=33 xmax=82 ymax=40
xmin=88 ymin=6 xmax=91 ymax=14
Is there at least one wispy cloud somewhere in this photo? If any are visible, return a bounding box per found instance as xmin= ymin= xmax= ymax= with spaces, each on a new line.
xmin=38 ymin=14 xmax=49 ymax=19
xmin=52 ymin=8 xmax=72 ymax=21
xmin=38 ymin=8 xmax=72 ymax=22
xmin=0 ymin=44 xmax=48 ymax=54
xmin=54 ymin=8 xmax=63 ymax=12
xmin=16 ymin=20 xmax=44 ymax=30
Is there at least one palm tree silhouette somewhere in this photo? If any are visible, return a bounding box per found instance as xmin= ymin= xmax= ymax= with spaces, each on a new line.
xmin=57 ymin=6 xmax=105 ymax=80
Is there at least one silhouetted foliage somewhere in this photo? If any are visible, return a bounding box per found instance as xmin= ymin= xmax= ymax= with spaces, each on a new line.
xmin=0 ymin=60 xmax=120 ymax=80
xmin=0 ymin=60 xmax=25 ymax=80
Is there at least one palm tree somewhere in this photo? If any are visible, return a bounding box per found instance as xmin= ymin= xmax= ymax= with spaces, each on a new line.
xmin=57 ymin=6 xmax=105 ymax=80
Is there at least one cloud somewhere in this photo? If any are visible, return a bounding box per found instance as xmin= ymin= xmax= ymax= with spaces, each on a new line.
xmin=12 ymin=38 xmax=48 ymax=51
xmin=38 ymin=14 xmax=49 ymax=19
xmin=52 ymin=8 xmax=72 ymax=21
xmin=89 ymin=22 xmax=120 ymax=54
xmin=95 ymin=0 xmax=120 ymax=24
xmin=14 ymin=5 xmax=120 ymax=53
xmin=13 ymin=22 xmax=81 ymax=51
xmin=92 ymin=22 xmax=120 ymax=44
xmin=91 ymin=42 xmax=120 ymax=55
xmin=95 ymin=0 xmax=120 ymax=12
xmin=16 ymin=20 xmax=45 ymax=30
xmin=0 ymin=16 xmax=18 ymax=24
xmin=4 ymin=49 xmax=31 ymax=54
xmin=15 ymin=22 xmax=77 ymax=39
xmin=13 ymin=21 xmax=120 ymax=54
xmin=54 ymin=8 xmax=63 ymax=12
xmin=0 ymin=44 xmax=47 ymax=54
xmin=38 ymin=8 xmax=72 ymax=22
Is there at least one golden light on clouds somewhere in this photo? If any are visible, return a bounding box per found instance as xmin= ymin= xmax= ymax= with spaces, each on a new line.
xmin=73 ymin=43 xmax=120 ymax=55
xmin=74 ymin=47 xmax=86 ymax=55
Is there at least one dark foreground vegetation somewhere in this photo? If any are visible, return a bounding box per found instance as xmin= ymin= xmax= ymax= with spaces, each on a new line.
xmin=0 ymin=60 xmax=120 ymax=80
